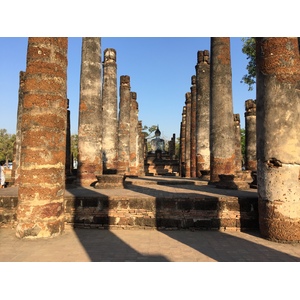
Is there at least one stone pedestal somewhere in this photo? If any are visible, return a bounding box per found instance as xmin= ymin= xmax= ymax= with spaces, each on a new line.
xmin=94 ymin=174 xmax=125 ymax=189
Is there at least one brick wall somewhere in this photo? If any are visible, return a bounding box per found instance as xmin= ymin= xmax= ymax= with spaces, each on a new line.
xmin=1 ymin=194 xmax=258 ymax=231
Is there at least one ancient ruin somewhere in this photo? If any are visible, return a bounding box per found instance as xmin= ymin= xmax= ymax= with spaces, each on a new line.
xmin=209 ymin=37 xmax=236 ymax=183
xmin=77 ymin=37 xmax=103 ymax=187
xmin=195 ymin=50 xmax=210 ymax=179
xmin=102 ymin=48 xmax=118 ymax=173
xmin=1 ymin=37 xmax=300 ymax=244
xmin=16 ymin=37 xmax=68 ymax=238
xmin=256 ymin=37 xmax=300 ymax=242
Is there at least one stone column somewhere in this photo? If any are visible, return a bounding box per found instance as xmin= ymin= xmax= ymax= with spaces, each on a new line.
xmin=256 ymin=37 xmax=300 ymax=242
xmin=169 ymin=133 xmax=176 ymax=159
xmin=180 ymin=106 xmax=186 ymax=177
xmin=77 ymin=37 xmax=103 ymax=186
xmin=190 ymin=75 xmax=197 ymax=178
xmin=117 ymin=75 xmax=131 ymax=175
xmin=137 ymin=120 xmax=145 ymax=176
xmin=11 ymin=71 xmax=25 ymax=186
xmin=184 ymin=92 xmax=192 ymax=178
xmin=195 ymin=50 xmax=210 ymax=179
xmin=209 ymin=37 xmax=236 ymax=183
xmin=244 ymin=99 xmax=257 ymax=171
xmin=234 ymin=113 xmax=242 ymax=171
xmin=102 ymin=48 xmax=118 ymax=173
xmin=16 ymin=37 xmax=68 ymax=239
xmin=129 ymin=91 xmax=139 ymax=176
xmin=65 ymin=99 xmax=72 ymax=178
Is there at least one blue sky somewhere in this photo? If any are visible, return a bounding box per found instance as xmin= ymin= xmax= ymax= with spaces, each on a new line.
xmin=0 ymin=37 xmax=256 ymax=140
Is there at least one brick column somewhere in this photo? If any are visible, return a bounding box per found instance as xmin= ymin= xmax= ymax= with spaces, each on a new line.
xmin=190 ymin=75 xmax=197 ymax=178
xmin=234 ymin=113 xmax=242 ymax=171
xmin=129 ymin=91 xmax=139 ymax=176
xmin=209 ymin=37 xmax=236 ymax=183
xmin=117 ymin=75 xmax=131 ymax=175
xmin=256 ymin=37 xmax=300 ymax=242
xmin=244 ymin=99 xmax=257 ymax=171
xmin=195 ymin=50 xmax=210 ymax=178
xmin=16 ymin=37 xmax=68 ymax=239
xmin=11 ymin=71 xmax=25 ymax=186
xmin=65 ymin=99 xmax=72 ymax=178
xmin=137 ymin=120 xmax=145 ymax=176
xmin=102 ymin=48 xmax=118 ymax=173
xmin=180 ymin=106 xmax=186 ymax=177
xmin=77 ymin=38 xmax=103 ymax=186
xmin=184 ymin=92 xmax=192 ymax=178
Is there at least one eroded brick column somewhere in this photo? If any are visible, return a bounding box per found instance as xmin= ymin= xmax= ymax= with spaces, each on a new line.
xmin=16 ymin=37 xmax=68 ymax=239
xmin=129 ymin=91 xmax=139 ymax=176
xmin=209 ymin=37 xmax=236 ymax=183
xmin=137 ymin=120 xmax=145 ymax=176
xmin=65 ymin=99 xmax=72 ymax=178
xmin=12 ymin=71 xmax=25 ymax=186
xmin=190 ymin=75 xmax=197 ymax=178
xmin=234 ymin=114 xmax=242 ymax=171
xmin=77 ymin=38 xmax=103 ymax=186
xmin=195 ymin=50 xmax=210 ymax=178
xmin=244 ymin=99 xmax=257 ymax=171
xmin=256 ymin=37 xmax=300 ymax=242
xmin=180 ymin=106 xmax=186 ymax=177
xmin=117 ymin=75 xmax=131 ymax=175
xmin=102 ymin=48 xmax=118 ymax=173
xmin=184 ymin=92 xmax=192 ymax=178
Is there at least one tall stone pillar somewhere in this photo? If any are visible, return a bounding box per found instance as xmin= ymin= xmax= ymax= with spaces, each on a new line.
xmin=234 ymin=113 xmax=242 ymax=171
xmin=209 ymin=37 xmax=236 ymax=183
xmin=102 ymin=48 xmax=118 ymax=173
xmin=169 ymin=133 xmax=176 ymax=159
xmin=190 ymin=75 xmax=197 ymax=178
xmin=117 ymin=75 xmax=131 ymax=175
xmin=137 ymin=120 xmax=145 ymax=176
xmin=77 ymin=38 xmax=103 ymax=186
xmin=129 ymin=91 xmax=139 ymax=176
xmin=195 ymin=50 xmax=210 ymax=179
xmin=244 ymin=99 xmax=257 ymax=171
xmin=256 ymin=37 xmax=300 ymax=242
xmin=65 ymin=99 xmax=72 ymax=178
xmin=180 ymin=106 xmax=186 ymax=177
xmin=184 ymin=92 xmax=192 ymax=178
xmin=16 ymin=37 xmax=68 ymax=239
xmin=12 ymin=71 xmax=25 ymax=186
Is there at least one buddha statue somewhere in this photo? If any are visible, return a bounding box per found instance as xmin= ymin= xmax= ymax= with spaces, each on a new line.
xmin=150 ymin=125 xmax=165 ymax=153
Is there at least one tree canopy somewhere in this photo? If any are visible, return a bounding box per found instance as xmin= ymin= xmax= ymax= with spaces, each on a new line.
xmin=241 ymin=37 xmax=256 ymax=91
xmin=0 ymin=129 xmax=15 ymax=164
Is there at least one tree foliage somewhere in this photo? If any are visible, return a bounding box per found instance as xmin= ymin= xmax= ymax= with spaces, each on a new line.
xmin=142 ymin=125 xmax=157 ymax=139
xmin=241 ymin=37 xmax=256 ymax=91
xmin=0 ymin=129 xmax=16 ymax=164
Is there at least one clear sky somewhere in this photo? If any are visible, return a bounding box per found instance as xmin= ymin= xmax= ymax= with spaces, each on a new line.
xmin=0 ymin=37 xmax=256 ymax=140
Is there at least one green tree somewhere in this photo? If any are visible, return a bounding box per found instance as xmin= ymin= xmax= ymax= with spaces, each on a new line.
xmin=0 ymin=129 xmax=16 ymax=165
xmin=142 ymin=125 xmax=158 ymax=152
xmin=241 ymin=37 xmax=256 ymax=91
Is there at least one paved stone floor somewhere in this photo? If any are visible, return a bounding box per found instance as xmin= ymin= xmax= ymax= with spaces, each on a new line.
xmin=2 ymin=176 xmax=300 ymax=262
xmin=1 ymin=225 xmax=300 ymax=262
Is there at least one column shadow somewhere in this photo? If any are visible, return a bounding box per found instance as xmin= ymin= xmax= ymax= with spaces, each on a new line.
xmin=66 ymin=185 xmax=169 ymax=262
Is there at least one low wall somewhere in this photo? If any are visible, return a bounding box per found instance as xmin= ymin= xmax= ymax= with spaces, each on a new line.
xmin=64 ymin=195 xmax=258 ymax=230
xmin=1 ymin=190 xmax=258 ymax=231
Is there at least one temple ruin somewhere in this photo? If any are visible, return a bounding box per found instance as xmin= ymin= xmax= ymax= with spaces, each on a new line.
xmin=1 ymin=37 xmax=300 ymax=244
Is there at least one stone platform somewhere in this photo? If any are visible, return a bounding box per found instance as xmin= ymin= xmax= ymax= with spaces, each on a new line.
xmin=0 ymin=176 xmax=258 ymax=231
